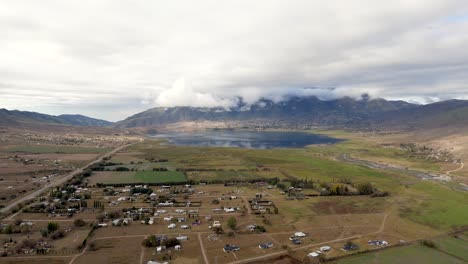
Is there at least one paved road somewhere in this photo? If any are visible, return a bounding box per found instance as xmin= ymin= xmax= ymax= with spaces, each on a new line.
xmin=0 ymin=140 xmax=141 ymax=215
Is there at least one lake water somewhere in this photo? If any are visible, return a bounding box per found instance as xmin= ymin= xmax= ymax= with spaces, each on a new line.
xmin=150 ymin=130 xmax=343 ymax=149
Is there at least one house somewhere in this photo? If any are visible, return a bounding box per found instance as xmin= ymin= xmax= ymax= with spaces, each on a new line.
xmin=320 ymin=246 xmax=331 ymax=252
xmin=291 ymin=238 xmax=301 ymax=245
xmin=163 ymin=216 xmax=173 ymax=221
xmin=176 ymin=235 xmax=188 ymax=241
xmin=97 ymin=223 xmax=108 ymax=228
xmin=246 ymin=225 xmax=257 ymax=232
xmin=156 ymin=246 xmax=166 ymax=252
xmin=258 ymin=242 xmax=273 ymax=249
xmin=308 ymin=252 xmax=320 ymax=258
xmin=19 ymin=222 xmax=33 ymax=227
xmin=294 ymin=232 xmax=307 ymax=237
xmin=168 ymin=223 xmax=176 ymax=229
xmin=212 ymin=221 xmax=221 ymax=228
xmin=342 ymin=242 xmax=359 ymax=251
xmin=159 ymin=202 xmax=174 ymax=207
xmin=181 ymin=225 xmax=189 ymax=229
xmin=368 ymin=240 xmax=389 ymax=247
xmin=177 ymin=217 xmax=186 ymax=222
xmin=174 ymin=245 xmax=182 ymax=250
xmin=112 ymin=219 xmax=121 ymax=226
xmin=175 ymin=209 xmax=186 ymax=214
xmin=148 ymin=261 xmax=168 ymax=264
xmin=224 ymin=207 xmax=235 ymax=213
xmin=223 ymin=245 xmax=240 ymax=252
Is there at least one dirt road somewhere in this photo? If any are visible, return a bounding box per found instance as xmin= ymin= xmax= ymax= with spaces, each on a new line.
xmin=0 ymin=139 xmax=141 ymax=215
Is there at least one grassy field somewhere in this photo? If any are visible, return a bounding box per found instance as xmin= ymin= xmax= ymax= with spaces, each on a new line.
xmin=134 ymin=171 xmax=187 ymax=183
xmin=124 ymin=131 xmax=467 ymax=232
xmin=186 ymin=170 xmax=283 ymax=181
xmin=4 ymin=145 xmax=109 ymax=154
xmin=334 ymin=243 xmax=466 ymax=264
xmin=91 ymin=170 xmax=187 ymax=184
xmin=433 ymin=234 xmax=468 ymax=261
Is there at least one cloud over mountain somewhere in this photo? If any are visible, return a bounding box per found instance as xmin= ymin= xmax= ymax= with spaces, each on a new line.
xmin=1 ymin=0 xmax=468 ymax=120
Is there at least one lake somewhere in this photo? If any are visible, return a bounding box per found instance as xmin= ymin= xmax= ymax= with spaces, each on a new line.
xmin=150 ymin=130 xmax=343 ymax=149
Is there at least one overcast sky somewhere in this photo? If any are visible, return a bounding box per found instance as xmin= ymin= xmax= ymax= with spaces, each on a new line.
xmin=1 ymin=0 xmax=468 ymax=121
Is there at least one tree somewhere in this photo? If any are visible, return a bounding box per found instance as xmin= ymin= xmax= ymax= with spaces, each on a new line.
xmin=47 ymin=222 xmax=59 ymax=232
xmin=227 ymin=217 xmax=237 ymax=230
xmin=74 ymin=219 xmax=86 ymax=227
xmin=3 ymin=224 xmax=13 ymax=234
xmin=142 ymin=235 xmax=158 ymax=247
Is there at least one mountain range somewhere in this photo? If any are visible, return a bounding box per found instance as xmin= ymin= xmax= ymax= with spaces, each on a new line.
xmin=115 ymin=97 xmax=468 ymax=130
xmin=2 ymin=97 xmax=468 ymax=131
xmin=0 ymin=109 xmax=113 ymax=128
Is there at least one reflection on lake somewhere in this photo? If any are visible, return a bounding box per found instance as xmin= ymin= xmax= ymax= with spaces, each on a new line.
xmin=150 ymin=130 xmax=343 ymax=149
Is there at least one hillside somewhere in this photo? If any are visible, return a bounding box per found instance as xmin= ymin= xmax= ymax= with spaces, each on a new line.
xmin=115 ymin=97 xmax=468 ymax=131
xmin=376 ymin=99 xmax=468 ymax=129
xmin=115 ymin=96 xmax=418 ymax=128
xmin=0 ymin=109 xmax=113 ymax=128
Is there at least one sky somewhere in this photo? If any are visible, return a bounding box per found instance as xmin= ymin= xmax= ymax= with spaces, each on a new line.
xmin=1 ymin=0 xmax=468 ymax=121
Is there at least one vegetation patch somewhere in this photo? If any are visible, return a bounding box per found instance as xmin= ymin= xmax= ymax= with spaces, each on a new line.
xmin=335 ymin=244 xmax=466 ymax=264
xmin=5 ymin=145 xmax=109 ymax=154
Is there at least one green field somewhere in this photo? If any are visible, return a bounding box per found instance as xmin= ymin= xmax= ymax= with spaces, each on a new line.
xmin=126 ymin=132 xmax=468 ymax=231
xmin=4 ymin=145 xmax=109 ymax=154
xmin=134 ymin=171 xmax=187 ymax=183
xmin=93 ymin=171 xmax=187 ymax=184
xmin=433 ymin=234 xmax=468 ymax=261
xmin=335 ymin=243 xmax=467 ymax=264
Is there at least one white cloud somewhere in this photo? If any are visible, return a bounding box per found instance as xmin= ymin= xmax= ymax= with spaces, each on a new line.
xmin=155 ymin=78 xmax=237 ymax=108
xmin=0 ymin=0 xmax=467 ymax=121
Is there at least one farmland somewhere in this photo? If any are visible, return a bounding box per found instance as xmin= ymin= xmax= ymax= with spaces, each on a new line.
xmin=4 ymin=145 xmax=109 ymax=154
xmin=0 ymin=129 xmax=466 ymax=264
xmin=335 ymin=243 xmax=465 ymax=264
xmin=335 ymin=234 xmax=468 ymax=264
xmin=89 ymin=171 xmax=187 ymax=185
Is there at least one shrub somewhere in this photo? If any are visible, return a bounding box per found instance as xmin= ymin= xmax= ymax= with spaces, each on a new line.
xmin=227 ymin=217 xmax=237 ymax=230
xmin=51 ymin=230 xmax=65 ymax=240
xmin=421 ymin=240 xmax=436 ymax=248
xmin=40 ymin=228 xmax=48 ymax=237
xmin=47 ymin=222 xmax=59 ymax=232
xmin=357 ymin=182 xmax=375 ymax=195
xmin=74 ymin=219 xmax=86 ymax=227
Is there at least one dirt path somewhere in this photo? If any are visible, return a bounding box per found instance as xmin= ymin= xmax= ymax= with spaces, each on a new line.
xmin=139 ymin=244 xmax=146 ymax=264
xmin=447 ymin=160 xmax=464 ymax=175
xmin=228 ymin=213 xmax=389 ymax=264
xmin=198 ymin=233 xmax=210 ymax=264
xmin=0 ymin=139 xmax=142 ymax=215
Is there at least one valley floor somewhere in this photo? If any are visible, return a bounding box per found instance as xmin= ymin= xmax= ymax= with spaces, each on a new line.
xmin=0 ymin=128 xmax=467 ymax=264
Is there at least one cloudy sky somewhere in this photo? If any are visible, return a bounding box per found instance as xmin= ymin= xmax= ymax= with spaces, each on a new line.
xmin=1 ymin=0 xmax=468 ymax=121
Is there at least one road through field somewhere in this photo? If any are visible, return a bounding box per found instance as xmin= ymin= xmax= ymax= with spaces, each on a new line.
xmin=228 ymin=213 xmax=389 ymax=264
xmin=447 ymin=160 xmax=464 ymax=175
xmin=0 ymin=139 xmax=142 ymax=215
